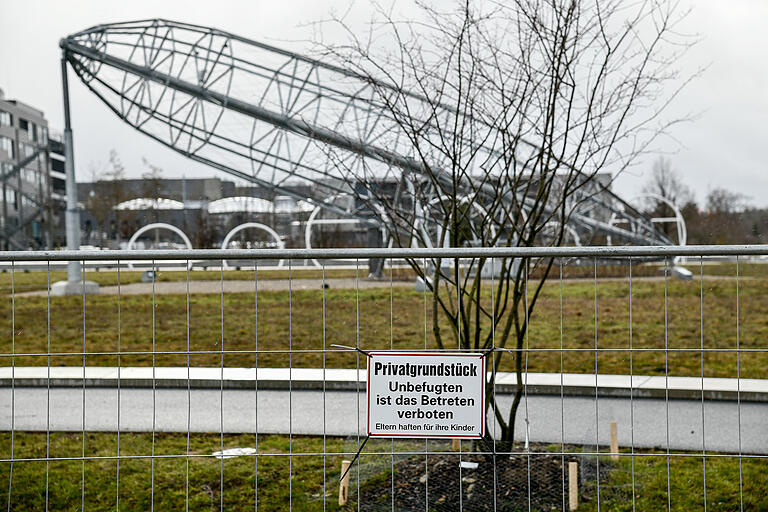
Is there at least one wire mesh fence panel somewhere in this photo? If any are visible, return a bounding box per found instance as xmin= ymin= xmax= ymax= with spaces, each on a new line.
xmin=0 ymin=246 xmax=766 ymax=511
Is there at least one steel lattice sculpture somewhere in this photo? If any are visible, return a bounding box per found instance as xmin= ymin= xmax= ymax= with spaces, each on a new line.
xmin=60 ymin=19 xmax=673 ymax=248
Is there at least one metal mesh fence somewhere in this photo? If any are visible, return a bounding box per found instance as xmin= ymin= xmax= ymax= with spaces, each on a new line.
xmin=0 ymin=246 xmax=766 ymax=511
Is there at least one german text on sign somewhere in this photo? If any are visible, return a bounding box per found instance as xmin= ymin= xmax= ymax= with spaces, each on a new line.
xmin=367 ymin=352 xmax=485 ymax=438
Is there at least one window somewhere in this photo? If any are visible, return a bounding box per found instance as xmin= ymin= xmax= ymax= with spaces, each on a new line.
xmin=19 ymin=118 xmax=28 ymax=132
xmin=22 ymin=168 xmax=37 ymax=183
xmin=20 ymin=142 xmax=35 ymax=158
xmin=0 ymin=111 xmax=11 ymax=127
xmin=0 ymin=136 xmax=13 ymax=158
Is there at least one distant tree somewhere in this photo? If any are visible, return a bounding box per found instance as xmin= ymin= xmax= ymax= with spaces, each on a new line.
xmin=192 ymin=211 xmax=217 ymax=248
xmin=705 ymin=187 xmax=746 ymax=215
xmin=85 ymin=149 xmax=129 ymax=248
xmin=738 ymin=207 xmax=768 ymax=244
xmin=641 ymin=157 xmax=693 ymax=240
xmin=141 ymin=158 xmax=165 ymax=224
xmin=105 ymin=150 xmax=131 ymax=245
xmin=683 ymin=187 xmax=752 ymax=244
xmin=700 ymin=187 xmax=748 ymax=244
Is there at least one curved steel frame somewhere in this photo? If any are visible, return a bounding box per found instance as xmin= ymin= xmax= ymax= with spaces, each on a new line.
xmin=640 ymin=193 xmax=687 ymax=246
xmin=60 ymin=19 xmax=674 ymax=250
xmin=608 ymin=194 xmax=687 ymax=247
xmin=126 ymin=222 xmax=193 ymax=269
xmin=220 ymin=222 xmax=285 ymax=268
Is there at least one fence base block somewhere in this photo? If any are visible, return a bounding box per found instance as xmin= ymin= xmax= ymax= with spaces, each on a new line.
xmin=50 ymin=280 xmax=100 ymax=296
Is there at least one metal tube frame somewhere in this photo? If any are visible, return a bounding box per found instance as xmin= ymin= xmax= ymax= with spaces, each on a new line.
xmin=60 ymin=55 xmax=82 ymax=282
xmin=58 ymin=19 xmax=674 ymax=249
xmin=1 ymin=244 xmax=768 ymax=262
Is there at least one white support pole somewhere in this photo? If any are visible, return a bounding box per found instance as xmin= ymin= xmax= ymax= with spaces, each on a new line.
xmin=52 ymin=54 xmax=98 ymax=295
xmin=61 ymin=56 xmax=81 ymax=281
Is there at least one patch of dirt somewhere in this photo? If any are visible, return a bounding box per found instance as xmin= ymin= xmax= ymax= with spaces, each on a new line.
xmin=355 ymin=444 xmax=610 ymax=511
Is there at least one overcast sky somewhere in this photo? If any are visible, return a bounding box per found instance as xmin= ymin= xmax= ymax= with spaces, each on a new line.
xmin=1 ymin=1 xmax=766 ymax=207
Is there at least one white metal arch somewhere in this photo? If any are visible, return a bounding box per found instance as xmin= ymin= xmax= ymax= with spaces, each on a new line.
xmin=303 ymin=194 xmax=389 ymax=268
xmin=608 ymin=194 xmax=687 ymax=247
xmin=640 ymin=193 xmax=687 ymax=246
xmin=126 ymin=223 xmax=194 ymax=269
xmin=221 ymin=222 xmax=285 ymax=268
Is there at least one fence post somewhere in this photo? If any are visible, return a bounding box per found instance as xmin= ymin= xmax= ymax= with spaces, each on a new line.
xmin=568 ymin=461 xmax=578 ymax=510
xmin=452 ymin=438 xmax=460 ymax=451
xmin=610 ymin=421 xmax=618 ymax=461
xmin=339 ymin=459 xmax=351 ymax=506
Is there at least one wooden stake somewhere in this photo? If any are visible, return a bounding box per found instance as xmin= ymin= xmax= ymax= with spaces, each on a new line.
xmin=339 ymin=460 xmax=351 ymax=506
xmin=568 ymin=461 xmax=578 ymax=511
xmin=452 ymin=438 xmax=461 ymax=451
xmin=610 ymin=421 xmax=618 ymax=461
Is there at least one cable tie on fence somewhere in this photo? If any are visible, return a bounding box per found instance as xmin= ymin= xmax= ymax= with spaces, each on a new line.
xmin=481 ymin=347 xmax=501 ymax=359
xmin=491 ymin=347 xmax=528 ymax=355
xmin=339 ymin=435 xmax=370 ymax=484
xmin=329 ymin=344 xmax=371 ymax=357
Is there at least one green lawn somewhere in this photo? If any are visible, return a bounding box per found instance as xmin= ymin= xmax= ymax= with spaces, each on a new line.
xmin=0 ymin=262 xmax=766 ymax=378
xmin=580 ymin=451 xmax=768 ymax=512
xmin=0 ymin=267 xmax=368 ymax=295
xmin=0 ymin=432 xmax=763 ymax=511
xmin=0 ymin=432 xmax=347 ymax=511
xmin=0 ymin=261 xmax=763 ymax=510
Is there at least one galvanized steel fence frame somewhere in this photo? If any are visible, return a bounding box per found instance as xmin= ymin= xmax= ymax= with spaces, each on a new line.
xmin=0 ymin=244 xmax=766 ymax=511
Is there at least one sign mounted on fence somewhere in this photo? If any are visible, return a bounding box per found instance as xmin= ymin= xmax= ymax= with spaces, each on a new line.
xmin=367 ymin=352 xmax=485 ymax=439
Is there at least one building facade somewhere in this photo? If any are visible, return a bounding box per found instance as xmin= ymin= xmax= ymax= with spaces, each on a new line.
xmin=0 ymin=88 xmax=63 ymax=249
xmin=75 ymin=175 xmax=372 ymax=249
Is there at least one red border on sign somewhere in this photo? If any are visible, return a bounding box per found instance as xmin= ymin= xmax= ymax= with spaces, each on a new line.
xmin=366 ymin=352 xmax=486 ymax=439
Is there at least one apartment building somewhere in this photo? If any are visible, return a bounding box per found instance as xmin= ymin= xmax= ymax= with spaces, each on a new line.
xmin=0 ymin=87 xmax=63 ymax=249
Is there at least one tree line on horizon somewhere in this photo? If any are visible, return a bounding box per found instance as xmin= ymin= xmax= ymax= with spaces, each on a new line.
xmin=642 ymin=157 xmax=766 ymax=245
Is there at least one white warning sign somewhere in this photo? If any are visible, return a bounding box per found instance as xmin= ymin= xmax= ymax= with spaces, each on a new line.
xmin=367 ymin=352 xmax=485 ymax=439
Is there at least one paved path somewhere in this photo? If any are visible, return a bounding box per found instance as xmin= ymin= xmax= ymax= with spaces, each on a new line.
xmin=1 ymin=387 xmax=765 ymax=453
xmin=21 ymin=278 xmax=413 ymax=297
xmin=2 ymin=367 xmax=766 ymax=401
xmin=19 ymin=274 xmax=750 ymax=297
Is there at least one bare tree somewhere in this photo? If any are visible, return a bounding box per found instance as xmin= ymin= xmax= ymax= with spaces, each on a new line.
xmin=700 ymin=187 xmax=748 ymax=244
xmin=141 ymin=158 xmax=165 ymax=224
xmin=642 ymin=157 xmax=693 ymax=208
xmin=319 ymin=0 xmax=693 ymax=448
xmin=191 ymin=210 xmax=217 ymax=248
xmin=681 ymin=187 xmax=756 ymax=245
xmin=641 ymin=157 xmax=692 ymax=239
xmin=85 ymin=149 xmax=128 ymax=248
xmin=705 ymin=187 xmax=746 ymax=215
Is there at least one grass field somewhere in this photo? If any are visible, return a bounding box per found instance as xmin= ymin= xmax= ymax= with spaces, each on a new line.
xmin=0 ymin=432 xmax=763 ymax=511
xmin=0 ymin=262 xmax=763 ymax=509
xmin=0 ymin=432 xmax=346 ymax=511
xmin=0 ymin=267 xmax=366 ymax=295
xmin=582 ymin=452 xmax=768 ymax=512
xmin=0 ymin=262 xmax=766 ymax=378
